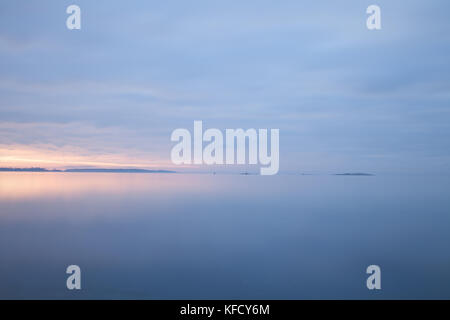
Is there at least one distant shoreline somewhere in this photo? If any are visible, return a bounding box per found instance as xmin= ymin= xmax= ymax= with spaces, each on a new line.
xmin=0 ymin=168 xmax=375 ymax=175
xmin=0 ymin=168 xmax=176 ymax=173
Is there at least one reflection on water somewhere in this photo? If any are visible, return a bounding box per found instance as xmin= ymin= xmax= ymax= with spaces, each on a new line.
xmin=0 ymin=172 xmax=214 ymax=200
xmin=0 ymin=173 xmax=450 ymax=299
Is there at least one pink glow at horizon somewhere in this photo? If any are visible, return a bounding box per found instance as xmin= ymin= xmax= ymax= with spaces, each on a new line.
xmin=0 ymin=144 xmax=184 ymax=170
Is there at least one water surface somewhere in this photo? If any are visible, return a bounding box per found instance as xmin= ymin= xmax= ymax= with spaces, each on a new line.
xmin=1 ymin=172 xmax=449 ymax=299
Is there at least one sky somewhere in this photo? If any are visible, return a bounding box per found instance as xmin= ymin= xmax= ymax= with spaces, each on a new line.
xmin=1 ymin=0 xmax=450 ymax=173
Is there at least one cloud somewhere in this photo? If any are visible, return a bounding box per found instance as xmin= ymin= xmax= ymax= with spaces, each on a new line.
xmin=0 ymin=0 xmax=450 ymax=173
xmin=0 ymin=122 xmax=172 ymax=169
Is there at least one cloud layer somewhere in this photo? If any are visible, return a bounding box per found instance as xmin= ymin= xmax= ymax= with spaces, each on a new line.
xmin=1 ymin=1 xmax=450 ymax=173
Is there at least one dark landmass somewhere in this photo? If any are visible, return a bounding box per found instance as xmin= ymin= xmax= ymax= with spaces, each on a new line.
xmin=65 ymin=168 xmax=175 ymax=173
xmin=0 ymin=167 xmax=62 ymax=172
xmin=0 ymin=167 xmax=176 ymax=173
xmin=334 ymin=173 xmax=374 ymax=176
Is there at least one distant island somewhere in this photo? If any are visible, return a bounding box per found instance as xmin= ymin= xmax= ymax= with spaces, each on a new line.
xmin=65 ymin=168 xmax=175 ymax=173
xmin=334 ymin=173 xmax=374 ymax=176
xmin=0 ymin=167 xmax=176 ymax=173
xmin=0 ymin=167 xmax=62 ymax=172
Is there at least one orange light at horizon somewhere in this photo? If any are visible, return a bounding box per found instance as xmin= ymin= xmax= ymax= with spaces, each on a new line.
xmin=0 ymin=145 xmax=189 ymax=170
xmin=0 ymin=171 xmax=216 ymax=203
xmin=0 ymin=156 xmax=169 ymax=169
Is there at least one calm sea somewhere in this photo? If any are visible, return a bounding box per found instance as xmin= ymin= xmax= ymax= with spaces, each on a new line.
xmin=0 ymin=172 xmax=449 ymax=299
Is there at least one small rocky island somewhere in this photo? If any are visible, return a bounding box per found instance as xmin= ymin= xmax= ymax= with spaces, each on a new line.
xmin=334 ymin=173 xmax=374 ymax=176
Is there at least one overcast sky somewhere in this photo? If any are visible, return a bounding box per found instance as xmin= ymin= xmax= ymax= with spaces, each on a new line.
xmin=1 ymin=0 xmax=449 ymax=173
